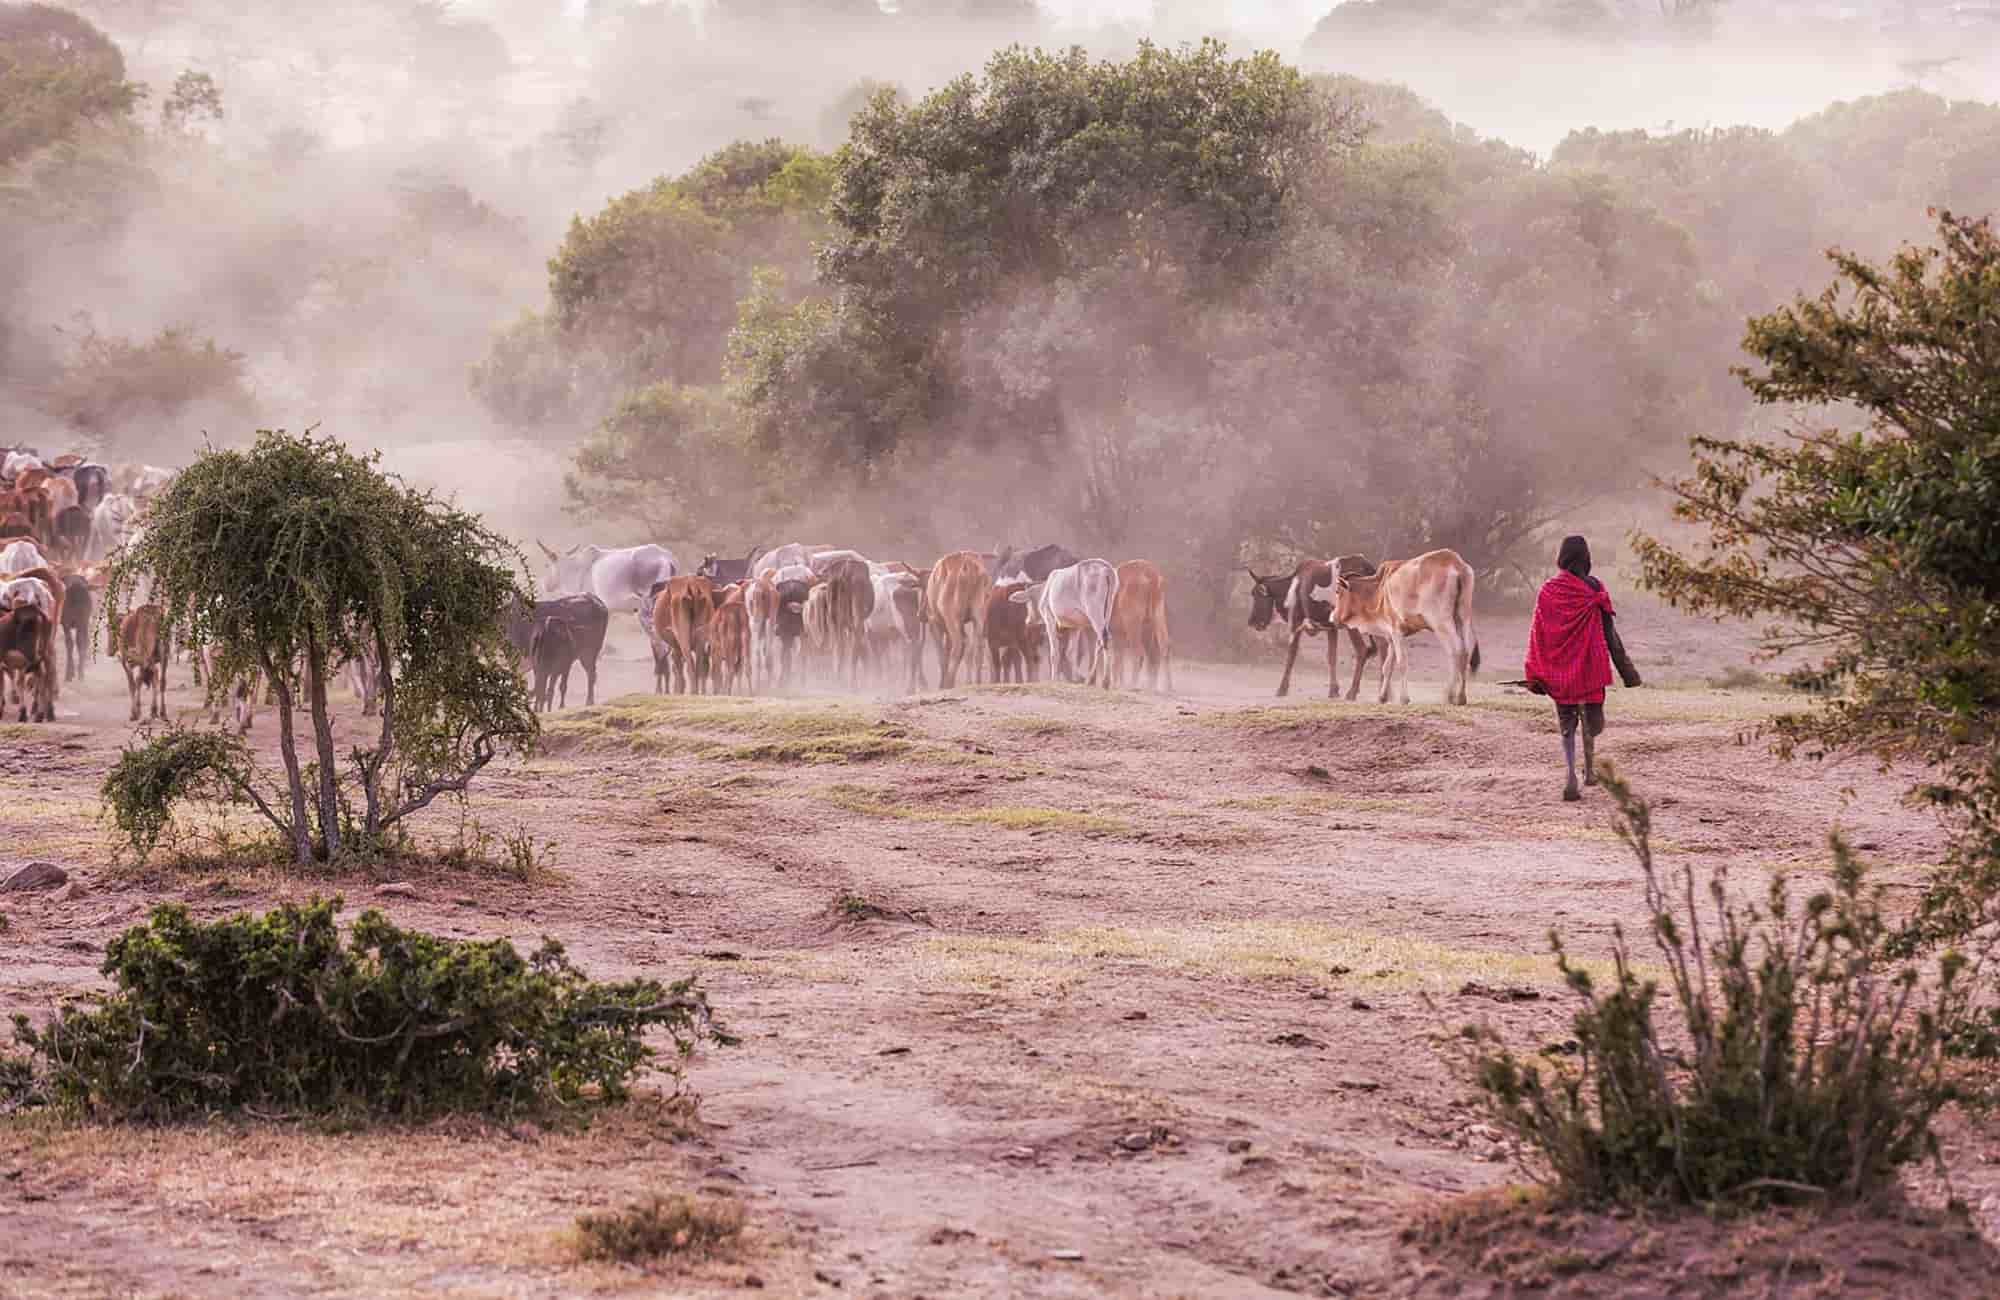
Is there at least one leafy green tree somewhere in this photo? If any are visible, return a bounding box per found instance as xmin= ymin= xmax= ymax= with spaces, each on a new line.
xmin=476 ymin=139 xmax=833 ymax=431
xmin=564 ymin=380 xmax=783 ymax=539
xmin=0 ymin=3 xmax=140 ymax=168
xmin=1636 ymin=211 xmax=2000 ymax=941
xmin=106 ymin=430 xmax=537 ymax=866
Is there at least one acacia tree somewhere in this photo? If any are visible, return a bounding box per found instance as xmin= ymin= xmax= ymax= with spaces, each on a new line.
xmin=106 ymin=429 xmax=537 ymax=865
xmin=1635 ymin=211 xmax=2000 ymax=941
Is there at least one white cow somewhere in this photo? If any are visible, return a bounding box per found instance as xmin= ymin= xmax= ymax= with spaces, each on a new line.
xmin=1012 ymin=559 xmax=1119 ymax=689
xmin=757 ymin=542 xmax=813 ymax=576
xmin=89 ymin=493 xmax=140 ymax=563
xmin=0 ymin=576 xmax=54 ymax=617
xmin=1 ymin=539 xmax=46 ymax=573
xmin=3 ymin=451 xmax=42 ymax=480
xmin=538 ymin=542 xmax=678 ymax=614
xmin=866 ymin=569 xmax=925 ymax=692
xmin=808 ymin=548 xmax=872 ymax=576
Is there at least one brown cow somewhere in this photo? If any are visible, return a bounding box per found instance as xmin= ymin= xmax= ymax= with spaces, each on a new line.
xmin=2 ymin=567 xmax=62 ymax=719
xmin=651 ymin=576 xmax=716 ymax=694
xmin=0 ymin=602 xmax=54 ymax=722
xmin=984 ymin=580 xmax=1041 ymax=683
xmin=745 ymin=572 xmax=779 ymax=690
xmin=925 ymin=551 xmax=993 ymax=690
xmin=118 ymin=603 xmax=168 ymax=722
xmin=707 ymin=583 xmax=750 ymax=695
xmin=1246 ymin=557 xmax=1383 ymax=700
xmin=1110 ymin=560 xmax=1174 ymax=692
xmin=1328 ymin=549 xmax=1481 ymax=705
xmin=821 ymin=556 xmax=875 ymax=689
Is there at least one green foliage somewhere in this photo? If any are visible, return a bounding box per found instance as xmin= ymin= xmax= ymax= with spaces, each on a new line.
xmin=158 ymin=68 xmax=221 ymax=133
xmin=574 ymin=1193 xmax=745 ymax=1262
xmin=1464 ymin=771 xmax=1971 ymax=1206
xmin=6 ymin=899 xmax=727 ymax=1121
xmin=1635 ymin=211 xmax=2000 ymax=943
xmin=100 ymin=727 xmax=257 ymax=862
xmin=108 ymin=429 xmax=538 ymax=865
xmin=46 ymin=323 xmax=256 ymax=439
xmin=474 ymin=138 xmax=834 ymax=431
xmin=0 ymin=3 xmax=140 ymax=168
xmin=564 ymin=380 xmax=780 ymax=536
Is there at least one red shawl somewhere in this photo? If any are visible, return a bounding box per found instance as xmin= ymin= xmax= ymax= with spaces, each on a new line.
xmin=1525 ymin=571 xmax=1613 ymax=705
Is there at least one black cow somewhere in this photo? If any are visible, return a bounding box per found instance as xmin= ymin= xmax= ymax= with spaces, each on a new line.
xmin=529 ymin=616 xmax=577 ymax=712
xmin=52 ymin=504 xmax=90 ymax=564
xmin=696 ymin=545 xmax=762 ymax=585
xmin=995 ymin=543 xmax=1078 ymax=583
xmin=773 ymin=573 xmax=812 ymax=687
xmin=60 ymin=574 xmax=92 ymax=681
xmin=69 ymin=463 xmax=109 ymax=513
xmin=504 ymin=593 xmax=608 ymax=706
xmin=1245 ymin=556 xmax=1383 ymax=700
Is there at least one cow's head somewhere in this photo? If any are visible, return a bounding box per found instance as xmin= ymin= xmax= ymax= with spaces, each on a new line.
xmin=1246 ymin=569 xmax=1289 ymax=630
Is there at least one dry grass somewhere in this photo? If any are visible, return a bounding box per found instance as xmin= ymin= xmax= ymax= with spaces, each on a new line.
xmin=1210 ymin=792 xmax=1424 ymax=815
xmin=902 ymin=919 xmax=1611 ymax=994
xmin=0 ymin=1096 xmax=801 ymax=1298
xmin=821 ymin=784 xmax=1133 ymax=836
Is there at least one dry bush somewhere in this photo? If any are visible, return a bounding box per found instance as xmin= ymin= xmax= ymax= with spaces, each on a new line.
xmin=1459 ymin=769 xmax=1979 ymax=1206
xmin=574 ymin=1193 xmax=745 ymax=1262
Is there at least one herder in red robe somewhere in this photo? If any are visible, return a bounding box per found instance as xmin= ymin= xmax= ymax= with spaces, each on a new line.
xmin=1524 ymin=535 xmax=1642 ymax=801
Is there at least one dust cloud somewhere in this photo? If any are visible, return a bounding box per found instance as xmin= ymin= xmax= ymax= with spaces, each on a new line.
xmin=3 ymin=0 xmax=1994 ymax=573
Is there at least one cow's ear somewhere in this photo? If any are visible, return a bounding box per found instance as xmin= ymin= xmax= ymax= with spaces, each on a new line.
xmin=536 ymin=539 xmax=558 ymax=562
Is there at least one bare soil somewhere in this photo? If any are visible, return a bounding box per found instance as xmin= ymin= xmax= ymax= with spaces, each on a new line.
xmin=4 ymin=595 xmax=1998 ymax=1298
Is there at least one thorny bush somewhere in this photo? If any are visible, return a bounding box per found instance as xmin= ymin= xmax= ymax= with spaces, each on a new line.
xmin=1461 ymin=769 xmax=1981 ymax=1207
xmin=1 ymin=899 xmax=729 ymax=1121
xmin=574 ymin=1193 xmax=746 ymax=1262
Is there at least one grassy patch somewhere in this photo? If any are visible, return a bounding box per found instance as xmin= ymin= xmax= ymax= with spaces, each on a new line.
xmin=996 ymin=717 xmax=1074 ymax=738
xmin=1204 ymin=700 xmax=1480 ymax=731
xmin=574 ymin=1193 xmax=744 ymax=1263
xmin=908 ymin=920 xmax=1618 ymax=993
xmin=540 ymin=694 xmax=915 ymax=763
xmin=971 ymin=682 xmax=1149 ymax=707
xmin=823 ymin=784 xmax=1133 ymax=835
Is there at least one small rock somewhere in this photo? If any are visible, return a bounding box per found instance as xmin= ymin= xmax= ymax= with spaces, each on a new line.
xmin=1327 ymin=964 xmax=1352 ymax=976
xmin=1049 ymin=1249 xmax=1084 ymax=1262
xmin=1117 ymin=1131 xmax=1153 ymax=1152
xmin=1 ymin=862 xmax=66 ymax=893
xmin=1226 ymin=1138 xmax=1253 ymax=1154
xmin=877 ymin=1046 xmax=911 ymax=1056
xmin=1122 ymin=1010 xmax=1148 ymax=1021
xmin=1335 ymin=1078 xmax=1382 ymax=1093
xmin=1308 ymin=989 xmax=1329 ymax=1001
xmin=742 ymin=1275 xmax=765 ymax=1289
xmin=812 ymin=1270 xmax=842 ymax=1288
xmin=1001 ymin=1146 xmax=1036 ymax=1161
xmin=50 ymin=880 xmax=86 ymax=903
xmin=1270 ymin=1032 xmax=1325 ymax=1049
xmin=1349 ymin=998 xmax=1373 ymax=1011
xmin=375 ymin=882 xmax=416 ymax=898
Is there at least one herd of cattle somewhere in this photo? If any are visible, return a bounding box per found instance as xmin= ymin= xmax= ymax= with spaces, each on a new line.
xmin=1 ymin=447 xmax=165 ymax=724
xmin=2 ymin=439 xmax=1488 ymax=728
xmin=521 ymin=540 xmax=1175 ymax=709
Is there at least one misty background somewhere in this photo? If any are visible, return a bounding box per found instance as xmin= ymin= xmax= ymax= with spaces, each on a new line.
xmin=5 ymin=0 xmax=1999 ymax=649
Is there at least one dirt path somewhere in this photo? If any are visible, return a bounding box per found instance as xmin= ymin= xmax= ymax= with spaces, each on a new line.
xmin=3 ymin=611 xmax=1994 ymax=1297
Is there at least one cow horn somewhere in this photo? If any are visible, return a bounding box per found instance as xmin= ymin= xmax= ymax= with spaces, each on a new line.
xmin=535 ymin=538 xmax=559 ymax=562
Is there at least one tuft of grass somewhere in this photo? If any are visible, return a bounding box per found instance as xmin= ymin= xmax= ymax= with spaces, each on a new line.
xmin=1210 ymin=792 xmax=1422 ymax=815
xmin=997 ymin=717 xmax=1074 ymax=738
xmin=1207 ymin=701 xmax=1479 ymax=732
xmin=822 ymin=785 xmax=1132 ymax=835
xmin=832 ymin=891 xmax=887 ymax=920
xmin=573 ymin=1193 xmax=745 ymax=1263
xmin=1706 ymin=664 xmax=1769 ymax=691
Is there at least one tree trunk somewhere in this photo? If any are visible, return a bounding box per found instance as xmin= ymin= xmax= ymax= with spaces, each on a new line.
xmin=305 ymin=628 xmax=343 ymax=861
xmin=362 ymin=625 xmax=395 ymax=841
xmin=259 ymin=647 xmax=313 ymax=866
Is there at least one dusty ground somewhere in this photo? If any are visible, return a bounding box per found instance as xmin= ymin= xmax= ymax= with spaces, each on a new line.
xmin=3 ymin=591 xmax=1999 ymax=1297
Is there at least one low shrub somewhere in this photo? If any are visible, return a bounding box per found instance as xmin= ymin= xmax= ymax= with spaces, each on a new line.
xmin=100 ymin=727 xmax=258 ymax=862
xmin=4 ymin=899 xmax=728 ymax=1121
xmin=1460 ymin=769 xmax=1977 ymax=1206
xmin=574 ymin=1193 xmax=745 ymax=1262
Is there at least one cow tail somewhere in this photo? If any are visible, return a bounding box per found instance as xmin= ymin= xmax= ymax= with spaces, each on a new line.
xmin=1457 ymin=565 xmax=1480 ymax=674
